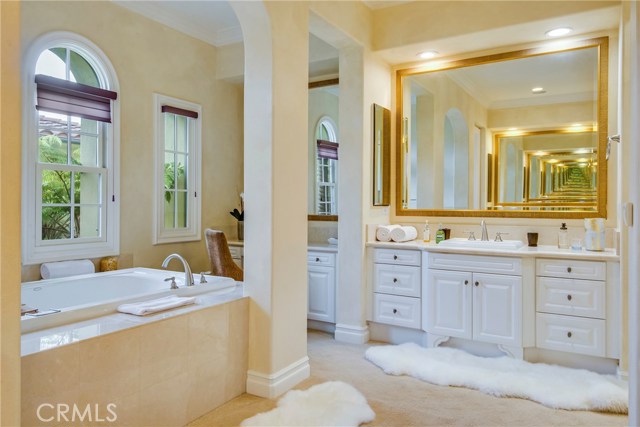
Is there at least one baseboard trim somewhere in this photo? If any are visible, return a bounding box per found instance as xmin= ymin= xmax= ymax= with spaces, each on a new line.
xmin=246 ymin=356 xmax=310 ymax=399
xmin=334 ymin=323 xmax=369 ymax=344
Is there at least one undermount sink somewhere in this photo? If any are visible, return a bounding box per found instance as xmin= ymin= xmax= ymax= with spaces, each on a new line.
xmin=437 ymin=238 xmax=525 ymax=251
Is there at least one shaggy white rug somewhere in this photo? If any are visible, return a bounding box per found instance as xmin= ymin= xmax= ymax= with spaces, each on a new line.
xmin=365 ymin=343 xmax=628 ymax=413
xmin=241 ymin=381 xmax=375 ymax=426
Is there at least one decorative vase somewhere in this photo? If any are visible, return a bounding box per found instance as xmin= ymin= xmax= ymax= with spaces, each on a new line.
xmin=100 ymin=256 xmax=118 ymax=272
xmin=237 ymin=221 xmax=244 ymax=241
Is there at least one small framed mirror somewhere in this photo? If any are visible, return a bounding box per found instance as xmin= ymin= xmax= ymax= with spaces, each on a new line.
xmin=373 ymin=104 xmax=391 ymax=206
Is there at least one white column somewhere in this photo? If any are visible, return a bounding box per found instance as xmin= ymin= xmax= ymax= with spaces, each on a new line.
xmin=231 ymin=1 xmax=310 ymax=398
xmin=335 ymin=45 xmax=369 ymax=344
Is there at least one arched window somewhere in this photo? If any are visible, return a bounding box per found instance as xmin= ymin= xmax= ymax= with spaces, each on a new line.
xmin=22 ymin=33 xmax=120 ymax=264
xmin=315 ymin=117 xmax=338 ymax=215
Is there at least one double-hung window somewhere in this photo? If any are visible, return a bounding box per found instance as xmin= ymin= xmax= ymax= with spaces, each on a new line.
xmin=316 ymin=118 xmax=339 ymax=215
xmin=23 ymin=36 xmax=120 ymax=264
xmin=153 ymin=94 xmax=201 ymax=244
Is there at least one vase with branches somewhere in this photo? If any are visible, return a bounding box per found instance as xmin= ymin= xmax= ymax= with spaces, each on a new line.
xmin=230 ymin=192 xmax=244 ymax=240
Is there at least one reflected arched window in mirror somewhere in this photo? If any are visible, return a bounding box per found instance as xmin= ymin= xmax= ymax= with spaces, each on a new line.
xmin=315 ymin=117 xmax=338 ymax=215
xmin=442 ymin=108 xmax=469 ymax=209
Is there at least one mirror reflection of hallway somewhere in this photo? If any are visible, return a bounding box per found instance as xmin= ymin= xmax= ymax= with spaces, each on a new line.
xmin=443 ymin=108 xmax=469 ymax=209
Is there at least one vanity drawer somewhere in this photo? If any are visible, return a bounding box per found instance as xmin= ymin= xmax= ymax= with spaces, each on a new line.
xmin=428 ymin=253 xmax=521 ymax=275
xmin=374 ymin=248 xmax=421 ymax=266
xmin=536 ymin=313 xmax=605 ymax=357
xmin=373 ymin=293 xmax=421 ymax=329
xmin=308 ymin=251 xmax=335 ymax=267
xmin=374 ymin=264 xmax=421 ymax=297
xmin=536 ymin=259 xmax=605 ymax=281
xmin=536 ymin=277 xmax=605 ymax=319
xmin=229 ymin=246 xmax=243 ymax=259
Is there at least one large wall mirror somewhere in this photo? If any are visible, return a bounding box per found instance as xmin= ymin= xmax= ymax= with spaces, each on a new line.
xmin=309 ymin=79 xmax=339 ymax=221
xmin=396 ymin=37 xmax=608 ymax=218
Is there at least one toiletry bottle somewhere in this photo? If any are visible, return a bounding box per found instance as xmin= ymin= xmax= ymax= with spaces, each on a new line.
xmin=435 ymin=223 xmax=445 ymax=244
xmin=558 ymin=222 xmax=569 ymax=249
xmin=423 ymin=220 xmax=431 ymax=243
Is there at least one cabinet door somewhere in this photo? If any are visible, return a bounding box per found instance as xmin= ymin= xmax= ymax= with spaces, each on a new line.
xmin=308 ymin=265 xmax=335 ymax=323
xmin=425 ymin=269 xmax=472 ymax=339
xmin=472 ymin=273 xmax=521 ymax=346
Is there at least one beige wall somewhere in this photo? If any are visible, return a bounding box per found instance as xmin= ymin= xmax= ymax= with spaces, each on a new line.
xmin=488 ymin=101 xmax=596 ymax=130
xmin=20 ymin=2 xmax=244 ymax=281
xmin=0 ymin=2 xmax=23 ymax=424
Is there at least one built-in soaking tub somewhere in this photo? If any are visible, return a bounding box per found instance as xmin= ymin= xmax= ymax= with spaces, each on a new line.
xmin=21 ymin=267 xmax=238 ymax=333
xmin=21 ymin=267 xmax=248 ymax=426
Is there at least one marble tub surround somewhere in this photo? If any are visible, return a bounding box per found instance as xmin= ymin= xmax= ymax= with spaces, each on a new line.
xmin=21 ymin=297 xmax=249 ymax=427
xmin=308 ymin=221 xmax=338 ymax=244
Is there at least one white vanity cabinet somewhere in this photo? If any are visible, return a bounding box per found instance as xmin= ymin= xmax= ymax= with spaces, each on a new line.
xmin=535 ymin=258 xmax=614 ymax=358
xmin=425 ymin=252 xmax=530 ymax=354
xmin=307 ymin=250 xmax=336 ymax=323
xmin=371 ymin=248 xmax=422 ymax=329
xmin=228 ymin=244 xmax=243 ymax=269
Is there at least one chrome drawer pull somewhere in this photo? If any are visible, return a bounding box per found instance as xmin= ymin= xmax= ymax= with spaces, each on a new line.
xmin=567 ymin=331 xmax=572 ymax=338
xmin=315 ymin=257 xmax=320 ymax=262
xmin=393 ymin=308 xmax=398 ymax=314
xmin=464 ymin=280 xmax=469 ymax=285
xmin=474 ymin=281 xmax=479 ymax=287
xmin=393 ymin=255 xmax=398 ymax=260
xmin=567 ymin=294 xmax=572 ymax=301
xmin=393 ymin=278 xmax=398 ymax=283
xmin=567 ymin=267 xmax=572 ymax=273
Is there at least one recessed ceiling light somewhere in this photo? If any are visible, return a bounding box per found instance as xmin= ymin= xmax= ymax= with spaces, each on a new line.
xmin=545 ymin=27 xmax=572 ymax=37
xmin=531 ymin=87 xmax=546 ymax=94
xmin=508 ymin=127 xmax=517 ymax=131
xmin=418 ymin=50 xmax=438 ymax=59
xmin=571 ymin=123 xmax=582 ymax=127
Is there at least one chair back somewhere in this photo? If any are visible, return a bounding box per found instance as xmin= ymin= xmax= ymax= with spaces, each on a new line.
xmin=204 ymin=229 xmax=243 ymax=281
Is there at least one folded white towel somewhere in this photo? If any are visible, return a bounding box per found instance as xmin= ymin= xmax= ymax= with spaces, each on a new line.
xmin=376 ymin=225 xmax=401 ymax=242
xmin=390 ymin=226 xmax=418 ymax=243
xmin=117 ymin=295 xmax=196 ymax=316
xmin=328 ymin=237 xmax=338 ymax=245
xmin=41 ymin=259 xmax=95 ymax=280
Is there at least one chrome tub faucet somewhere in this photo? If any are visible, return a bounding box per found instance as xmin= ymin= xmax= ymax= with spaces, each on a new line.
xmin=161 ymin=253 xmax=195 ymax=287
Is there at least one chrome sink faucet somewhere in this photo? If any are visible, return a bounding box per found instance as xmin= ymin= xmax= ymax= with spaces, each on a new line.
xmin=480 ymin=220 xmax=489 ymax=241
xmin=161 ymin=253 xmax=195 ymax=287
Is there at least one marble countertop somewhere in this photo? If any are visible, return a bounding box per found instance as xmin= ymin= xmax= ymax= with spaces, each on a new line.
xmin=367 ymin=240 xmax=619 ymax=261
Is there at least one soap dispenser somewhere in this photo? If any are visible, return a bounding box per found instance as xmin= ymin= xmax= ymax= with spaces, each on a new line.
xmin=435 ymin=223 xmax=445 ymax=244
xmin=558 ymin=223 xmax=569 ymax=249
xmin=423 ymin=220 xmax=431 ymax=243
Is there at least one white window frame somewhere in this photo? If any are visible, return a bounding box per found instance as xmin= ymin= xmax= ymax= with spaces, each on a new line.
xmin=153 ymin=94 xmax=202 ymax=244
xmin=315 ymin=116 xmax=338 ymax=215
xmin=22 ymin=32 xmax=120 ymax=265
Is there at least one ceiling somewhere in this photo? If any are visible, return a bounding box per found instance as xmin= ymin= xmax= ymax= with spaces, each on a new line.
xmin=112 ymin=0 xmax=619 ymax=69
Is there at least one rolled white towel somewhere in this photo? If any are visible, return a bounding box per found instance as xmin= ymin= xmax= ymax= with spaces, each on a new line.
xmin=390 ymin=226 xmax=418 ymax=243
xmin=117 ymin=295 xmax=196 ymax=316
xmin=376 ymin=225 xmax=401 ymax=242
xmin=41 ymin=259 xmax=95 ymax=280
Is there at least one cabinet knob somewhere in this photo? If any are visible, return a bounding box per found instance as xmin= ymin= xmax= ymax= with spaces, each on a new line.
xmin=464 ymin=280 xmax=469 ymax=285
xmin=315 ymin=257 xmax=320 ymax=262
xmin=567 ymin=267 xmax=572 ymax=273
xmin=474 ymin=281 xmax=479 ymax=287
xmin=393 ymin=308 xmax=398 ymax=314
xmin=567 ymin=294 xmax=572 ymax=301
xmin=567 ymin=331 xmax=572 ymax=338
xmin=393 ymin=255 xmax=398 ymax=260
xmin=393 ymin=278 xmax=398 ymax=283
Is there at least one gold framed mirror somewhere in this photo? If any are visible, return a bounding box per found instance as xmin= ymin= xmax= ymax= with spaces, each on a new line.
xmin=373 ymin=104 xmax=391 ymax=206
xmin=396 ymin=36 xmax=608 ymax=218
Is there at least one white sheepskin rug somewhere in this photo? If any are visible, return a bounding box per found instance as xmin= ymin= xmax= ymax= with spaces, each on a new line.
xmin=365 ymin=343 xmax=628 ymax=413
xmin=241 ymin=381 xmax=375 ymax=427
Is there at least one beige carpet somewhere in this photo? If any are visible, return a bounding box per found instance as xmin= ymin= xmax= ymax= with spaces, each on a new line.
xmin=188 ymin=331 xmax=627 ymax=427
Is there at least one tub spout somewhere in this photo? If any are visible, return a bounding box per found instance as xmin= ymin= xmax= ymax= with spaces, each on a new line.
xmin=161 ymin=254 xmax=195 ymax=287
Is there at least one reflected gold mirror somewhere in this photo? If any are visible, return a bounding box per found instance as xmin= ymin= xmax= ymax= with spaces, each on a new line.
xmin=396 ymin=37 xmax=608 ymax=218
xmin=373 ymin=104 xmax=390 ymax=206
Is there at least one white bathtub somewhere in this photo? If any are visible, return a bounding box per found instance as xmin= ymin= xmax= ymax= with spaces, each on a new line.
xmin=21 ymin=267 xmax=238 ymax=333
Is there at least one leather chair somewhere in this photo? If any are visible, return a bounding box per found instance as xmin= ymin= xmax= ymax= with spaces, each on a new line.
xmin=204 ymin=229 xmax=243 ymax=281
